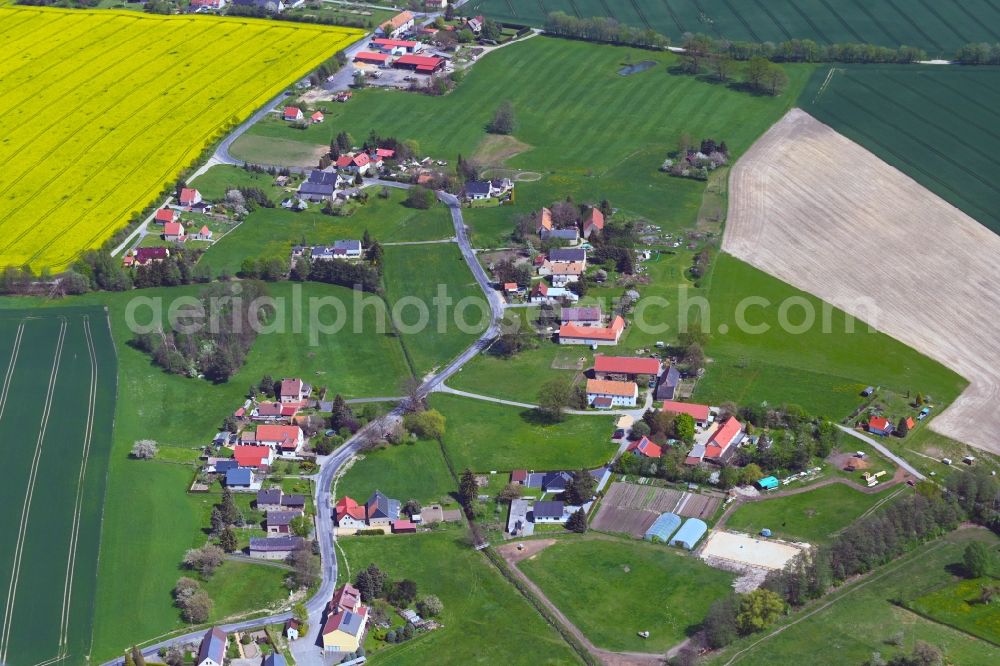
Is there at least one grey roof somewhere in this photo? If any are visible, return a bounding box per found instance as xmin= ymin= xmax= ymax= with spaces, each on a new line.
xmin=549 ymin=248 xmax=586 ymax=262
xmin=267 ymin=510 xmax=301 ymax=526
xmin=226 ymin=468 xmax=253 ymax=486
xmin=465 ymin=180 xmax=492 ymax=195
xmin=198 ymin=627 xmax=227 ymax=665
xmin=298 ymin=181 xmax=334 ymax=196
xmin=308 ymin=169 xmax=338 ymax=186
xmin=532 ymin=501 xmax=565 ymax=520
xmin=644 ymin=512 xmax=682 ymax=542
xmin=561 ymin=306 xmax=601 ymax=322
xmin=670 ymin=518 xmax=708 ymax=549
xmin=333 ymin=239 xmax=362 ymax=253
xmin=257 ymin=488 xmax=282 ymax=505
xmin=338 ymin=609 xmax=367 ymax=636
xmin=264 ymin=654 xmax=288 ymax=666
xmin=524 ymin=471 xmax=572 ymax=492
xmin=366 ymin=490 xmax=400 ymax=520
xmin=250 ymin=536 xmax=304 ymax=552
xmin=655 ymin=366 xmax=681 ymax=400
xmin=545 ymin=228 xmax=580 ymax=241
xmin=281 ymin=494 xmax=306 ymax=507
xmin=215 ymin=460 xmax=238 ymax=473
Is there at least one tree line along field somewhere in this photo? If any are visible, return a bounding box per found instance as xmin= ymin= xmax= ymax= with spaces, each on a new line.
xmin=0 ymin=7 xmax=361 ymax=270
xmin=234 ymin=36 xmax=813 ymax=237
xmin=800 ymin=64 xmax=1000 ymax=236
xmin=0 ymin=306 xmax=116 ymax=666
xmin=462 ymin=0 xmax=1000 ymax=56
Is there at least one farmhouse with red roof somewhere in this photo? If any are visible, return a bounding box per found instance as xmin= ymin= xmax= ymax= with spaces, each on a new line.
xmin=154 ymin=208 xmax=179 ymax=224
xmin=311 ymin=110 xmax=324 ymax=124
xmin=661 ymin=400 xmax=711 ymax=427
xmin=393 ymin=54 xmax=446 ymax=74
xmin=628 ymin=436 xmax=663 ymax=458
xmin=178 ymin=188 xmax=201 ymax=206
xmin=560 ymin=315 xmax=625 ymax=346
xmin=377 ymin=11 xmax=415 ymax=39
xmin=255 ymin=424 xmax=304 ymax=457
xmin=283 ymin=106 xmax=303 ymax=122
xmin=279 ymin=378 xmax=310 ymax=402
xmin=586 ymin=378 xmax=639 ymax=408
xmin=163 ymin=221 xmax=185 ymax=242
xmin=233 ymin=445 xmax=274 ymax=470
xmin=593 ymin=355 xmax=661 ymax=380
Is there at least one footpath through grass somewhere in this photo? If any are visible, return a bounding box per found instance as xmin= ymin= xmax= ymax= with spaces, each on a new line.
xmin=336 ymin=531 xmax=580 ymax=665
xmin=519 ymin=536 xmax=735 ymax=652
xmin=707 ymin=529 xmax=1000 ymax=665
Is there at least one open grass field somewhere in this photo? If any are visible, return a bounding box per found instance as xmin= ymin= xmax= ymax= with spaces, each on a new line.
xmin=430 ymin=393 xmax=616 ymax=472
xmin=0 ymin=6 xmax=360 ymax=270
xmin=336 ymin=439 xmax=457 ymax=506
xmin=907 ymin=573 xmax=1000 ymax=645
xmin=518 ymin=536 xmax=735 ymax=652
xmin=800 ymin=65 xmax=1000 ymax=235
xmin=234 ymin=36 xmax=811 ymax=237
xmin=0 ymin=306 xmax=116 ymax=666
xmin=462 ymin=0 xmax=1000 ymax=55
xmin=724 ymin=482 xmax=905 ymax=545
xmin=337 ymin=531 xmax=580 ymax=664
xmin=694 ymin=252 xmax=967 ymax=420
xmin=448 ymin=339 xmax=591 ymax=402
xmin=707 ymin=529 xmax=1000 ymax=665
xmin=723 ymin=109 xmax=1000 ymax=453
xmin=197 ymin=188 xmax=454 ymax=277
xmin=382 ymin=244 xmax=486 ymax=376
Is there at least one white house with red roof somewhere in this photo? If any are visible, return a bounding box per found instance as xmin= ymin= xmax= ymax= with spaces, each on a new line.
xmin=594 ymin=355 xmax=661 ymax=380
xmin=586 ymin=378 xmax=638 ymax=408
xmin=283 ymin=106 xmax=303 ymax=122
xmin=867 ymin=416 xmax=894 ymax=436
xmin=377 ymin=11 xmax=415 ymax=39
xmin=179 ymin=188 xmax=202 ymax=207
xmin=334 ymin=497 xmax=368 ymax=530
xmin=311 ymin=110 xmax=324 ymax=124
xmin=154 ymin=208 xmax=179 ymax=224
xmin=255 ymin=424 xmax=304 ymax=458
xmin=661 ymin=400 xmax=711 ymax=428
xmin=628 ymin=436 xmax=663 ymax=458
xmin=233 ymin=445 xmax=274 ymax=470
xmin=560 ymin=315 xmax=625 ymax=346
xmin=334 ymin=152 xmax=372 ymax=175
xmin=322 ymin=583 xmax=369 ymax=653
xmin=686 ymin=416 xmax=743 ymax=465
xmin=163 ymin=221 xmax=185 ymax=242
xmin=191 ymin=0 xmax=226 ymax=9
xmin=279 ymin=378 xmax=310 ymax=403
xmin=193 ymin=225 xmax=212 ymax=241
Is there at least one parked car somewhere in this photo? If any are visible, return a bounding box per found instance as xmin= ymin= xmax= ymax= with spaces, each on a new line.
xmin=612 ymin=428 xmax=625 ymax=440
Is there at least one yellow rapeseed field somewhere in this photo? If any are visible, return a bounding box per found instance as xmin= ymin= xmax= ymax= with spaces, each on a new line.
xmin=0 ymin=7 xmax=361 ymax=270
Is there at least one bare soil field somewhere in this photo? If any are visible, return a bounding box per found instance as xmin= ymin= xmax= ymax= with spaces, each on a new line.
xmin=725 ymin=109 xmax=1000 ymax=455
xmin=593 ymin=482 xmax=720 ymax=536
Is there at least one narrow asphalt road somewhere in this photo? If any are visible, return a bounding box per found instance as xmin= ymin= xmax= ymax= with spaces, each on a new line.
xmin=836 ymin=425 xmax=926 ymax=480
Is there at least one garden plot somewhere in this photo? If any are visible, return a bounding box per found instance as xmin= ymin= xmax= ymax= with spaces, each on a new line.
xmin=592 ymin=481 xmax=719 ymax=536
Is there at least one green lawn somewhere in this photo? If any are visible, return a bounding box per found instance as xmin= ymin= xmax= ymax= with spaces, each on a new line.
xmin=449 ymin=339 xmax=591 ymax=403
xmin=694 ymin=254 xmax=968 ymax=419
xmin=518 ymin=536 xmax=736 ymax=652
xmin=725 ymin=482 xmax=905 ymax=546
xmin=201 ymin=560 xmax=291 ymax=623
xmin=382 ymin=243 xmax=486 ymax=377
xmin=336 ymin=439 xmax=458 ymax=506
xmin=336 ymin=531 xmax=579 ymax=665
xmin=189 ymin=164 xmax=287 ymax=202
xmin=430 ymin=393 xmax=616 ymax=472
xmin=229 ymin=133 xmax=324 ymax=168
xmin=707 ymin=529 xmax=1000 ymax=665
xmin=908 ymin=574 xmax=1000 ymax=645
xmin=198 ymin=189 xmax=454 ymax=277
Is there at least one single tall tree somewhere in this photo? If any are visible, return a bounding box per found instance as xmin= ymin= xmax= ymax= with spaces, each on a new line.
xmin=459 ymin=469 xmax=479 ymax=507
xmin=220 ymin=487 xmax=240 ymax=525
xmin=566 ymin=508 xmax=588 ymax=533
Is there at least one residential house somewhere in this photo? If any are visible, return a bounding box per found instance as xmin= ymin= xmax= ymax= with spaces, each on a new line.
xmin=370 ymin=38 xmax=422 ymax=54
xmin=266 ymin=510 xmax=302 ymax=535
xmin=280 ymin=378 xmax=310 ymax=403
xmin=628 ymin=436 xmax=663 ymax=458
xmin=467 ymin=15 xmax=483 ymax=33
xmin=464 ymin=179 xmax=513 ymax=201
xmin=311 ymin=111 xmax=324 ymax=124
xmin=191 ymin=0 xmax=227 ymax=9
xmin=163 ymin=221 xmax=185 ymax=242
xmin=225 ymin=467 xmax=255 ymax=490
xmin=541 ymin=226 xmax=580 ymax=244
xmin=586 ymin=378 xmax=639 ymax=408
xmin=283 ymin=106 xmax=304 ymax=122
xmin=256 ymin=488 xmax=284 ymax=512
xmin=193 ymin=225 xmax=212 ymax=241
xmin=536 ymin=207 xmax=553 ymax=235
xmin=335 ymin=152 xmax=372 ymax=175
xmin=250 ymin=536 xmax=304 ymax=560
xmin=559 ymin=315 xmax=626 ymax=346
xmin=532 ymin=501 xmax=566 ymax=524
xmin=196 ymin=627 xmax=227 ymax=666
xmin=654 ymin=365 xmax=681 ymax=400
xmin=250 ymin=402 xmax=289 ymax=422
xmin=867 ymin=416 xmax=894 ymax=436
xmin=179 ymin=188 xmax=202 ymax=207
xmin=232 ymin=0 xmax=284 ymax=11
xmin=154 ymin=208 xmax=179 ymax=224
xmin=334 ymin=496 xmax=368 ymax=530
xmin=548 ymin=247 xmax=587 ymax=265
xmin=593 ymin=355 xmax=661 ymax=381
xmin=284 ymin=618 xmax=300 ymax=640
xmin=322 ymin=583 xmax=369 ymax=652
xmin=582 ymin=207 xmax=605 ymax=238
xmin=255 ymin=424 xmax=305 ymax=458
xmin=524 ymin=471 xmax=572 ymax=494
xmin=233 ymin=444 xmax=274 ymax=470
xmin=529 ymin=282 xmax=578 ymax=304
xmin=377 ymin=10 xmax=415 ymax=39
xmin=126 ymin=246 xmax=169 ymax=268
xmin=333 ymin=239 xmax=363 ymax=259
xmin=542 ymin=260 xmax=585 ymax=286
xmin=354 ymin=50 xmax=391 ymax=67
xmin=510 ymin=469 xmax=528 ymax=485
xmin=424 ymin=0 xmax=447 ymax=9
xmin=365 ymin=490 xmax=400 ymax=528
xmin=661 ymin=400 xmax=711 ymax=428
xmin=298 ymin=181 xmax=334 ymax=201
xmin=687 ymin=416 xmax=744 ymax=465
xmin=560 ymin=306 xmax=602 ymax=326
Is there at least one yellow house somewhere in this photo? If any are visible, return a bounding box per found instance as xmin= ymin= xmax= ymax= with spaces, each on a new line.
xmin=322 ymin=584 xmax=369 ymax=653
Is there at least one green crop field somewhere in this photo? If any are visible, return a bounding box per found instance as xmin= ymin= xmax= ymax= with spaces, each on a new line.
xmin=724 ymin=482 xmax=906 ymax=545
xmin=0 ymin=306 xmax=116 ymax=666
xmin=694 ymin=254 xmax=967 ymax=419
xmin=382 ymin=244 xmax=487 ymax=376
xmin=708 ymin=529 xmax=1000 ymax=665
xmin=462 ymin=0 xmax=1000 ymax=56
xmin=336 ymin=438 xmax=458 ymax=506
xmin=430 ymin=393 xmax=616 ymax=472
xmin=234 ymin=36 xmax=811 ymax=238
xmin=337 ymin=531 xmax=580 ymax=664
xmin=519 ymin=536 xmax=735 ymax=651
xmin=801 ymin=64 xmax=1000 ymax=235
xmin=197 ymin=185 xmax=454 ymax=277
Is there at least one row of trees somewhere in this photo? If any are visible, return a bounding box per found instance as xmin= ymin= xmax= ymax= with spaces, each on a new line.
xmin=544 ymin=12 xmax=670 ymax=48
xmin=955 ymin=42 xmax=1000 ymax=64
xmin=680 ymin=32 xmax=927 ymax=64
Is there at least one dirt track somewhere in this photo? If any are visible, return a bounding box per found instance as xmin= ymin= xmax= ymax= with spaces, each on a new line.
xmin=724 ymin=109 xmax=1000 ymax=455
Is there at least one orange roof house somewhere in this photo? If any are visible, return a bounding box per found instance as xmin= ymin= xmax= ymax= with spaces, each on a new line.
xmin=594 ymin=355 xmax=661 ymax=377
xmin=583 ymin=207 xmax=605 ymax=238
xmin=283 ymin=106 xmax=303 ymax=121
xmin=704 ymin=416 xmax=743 ymax=461
xmin=154 ymin=208 xmax=178 ymax=224
xmin=311 ymin=111 xmax=324 ymax=123
xmin=586 ymin=378 xmax=638 ymax=397
xmin=233 ymin=445 xmax=272 ymax=469
xmin=628 ymin=436 xmax=663 ymax=458
xmin=560 ymin=315 xmax=625 ymax=345
xmin=178 ymin=188 xmax=201 ymax=206
xmin=661 ymin=400 xmax=711 ymax=423
xmin=537 ymin=207 xmax=553 ymax=232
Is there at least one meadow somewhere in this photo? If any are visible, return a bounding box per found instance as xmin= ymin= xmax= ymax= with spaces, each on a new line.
xmin=724 ymin=482 xmax=905 ymax=546
xmin=430 ymin=393 xmax=616 ymax=472
xmin=0 ymin=307 xmax=116 ymax=666
xmin=234 ymin=36 xmax=811 ymax=237
xmin=518 ymin=536 xmax=735 ymax=652
xmin=0 ymin=6 xmax=360 ymax=270
xmin=707 ymin=529 xmax=1000 ymax=665
xmin=337 ymin=531 xmax=580 ymax=664
xmin=800 ymin=64 xmax=1000 ymax=235
xmin=462 ymin=0 xmax=1000 ymax=55
xmin=908 ymin=574 xmax=1000 ymax=645
xmin=693 ymin=254 xmax=967 ymax=419
xmin=336 ymin=438 xmax=458 ymax=506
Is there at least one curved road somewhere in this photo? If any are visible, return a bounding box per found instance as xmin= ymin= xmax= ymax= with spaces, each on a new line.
xmin=101 ymin=192 xmax=503 ymax=666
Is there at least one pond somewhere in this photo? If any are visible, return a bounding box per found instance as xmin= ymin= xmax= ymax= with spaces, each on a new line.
xmin=618 ymin=60 xmax=657 ymax=76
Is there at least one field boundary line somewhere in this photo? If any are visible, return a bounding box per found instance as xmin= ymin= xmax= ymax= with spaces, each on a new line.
xmin=0 ymin=321 xmax=25 ymax=422
xmin=0 ymin=318 xmax=68 ymax=664
xmin=719 ymin=0 xmax=762 ymax=42
xmin=58 ymin=316 xmax=100 ymax=656
xmin=786 ymin=1 xmax=832 ymax=44
xmin=912 ymin=0 xmax=969 ymax=45
xmin=817 ymin=0 xmax=865 ymax=42
xmin=660 ymin=0 xmax=686 ymax=34
xmin=844 ymin=0 xmax=902 ymax=48
xmin=881 ymin=0 xmax=942 ymax=53
xmin=951 ymin=0 xmax=1000 ymax=41
xmin=748 ymin=0 xmax=791 ymax=41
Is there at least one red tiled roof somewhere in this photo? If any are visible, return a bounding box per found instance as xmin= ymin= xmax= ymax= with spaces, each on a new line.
xmin=628 ymin=436 xmax=662 ymax=458
xmin=586 ymin=378 xmax=637 ymax=398
xmin=154 ymin=208 xmax=176 ymax=223
xmin=280 ymin=378 xmax=303 ymax=398
xmin=371 ymin=38 xmax=417 ymax=48
xmin=376 ymin=148 xmax=395 ymax=158
xmin=353 ymin=153 xmax=370 ymax=167
xmin=283 ymin=106 xmax=301 ymax=118
xmin=661 ymin=400 xmax=710 ymax=421
xmin=335 ymin=154 xmax=353 ymax=167
xmin=538 ymin=207 xmax=553 ymax=231
xmin=395 ymin=54 xmax=445 ymax=68
xmin=380 ymin=11 xmax=414 ymax=31
xmin=355 ymin=51 xmax=390 ymax=63
xmin=163 ymin=221 xmax=183 ymax=236
xmin=504 ymin=282 xmax=518 ymax=291
xmin=531 ymin=282 xmax=548 ymax=296
xmin=199 ymin=225 xmax=211 ymax=237
xmin=905 ymin=417 xmax=915 ymax=429
xmin=233 ymin=445 xmax=271 ymax=468
xmin=594 ymin=355 xmax=660 ymax=376
xmin=311 ymin=111 xmax=324 ymax=121
xmin=584 ymin=207 xmax=605 ymax=230
xmin=708 ymin=416 xmax=743 ymax=450
xmin=330 ymin=583 xmax=362 ymax=613
xmin=511 ymin=469 xmax=527 ymax=482
xmin=179 ymin=188 xmax=199 ymax=205
xmin=256 ymin=424 xmax=301 ymax=449
xmin=335 ymin=496 xmax=366 ymax=521
xmin=868 ymin=416 xmax=891 ymax=431
xmin=560 ymin=316 xmax=625 ymax=342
